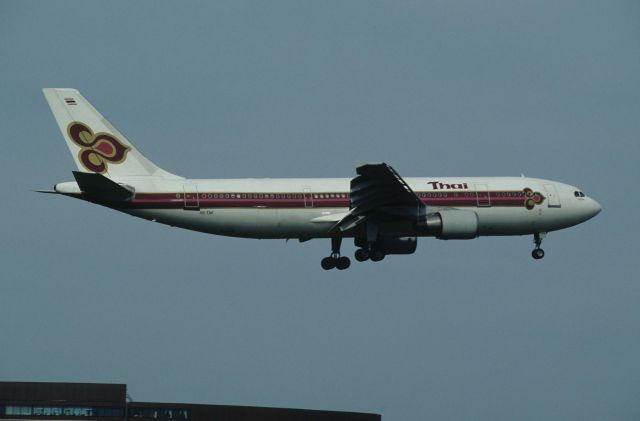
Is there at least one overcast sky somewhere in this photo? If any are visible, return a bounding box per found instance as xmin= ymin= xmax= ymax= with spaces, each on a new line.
xmin=1 ymin=1 xmax=639 ymax=420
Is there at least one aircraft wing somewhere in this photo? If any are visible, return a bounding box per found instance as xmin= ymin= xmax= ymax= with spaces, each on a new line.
xmin=333 ymin=163 xmax=425 ymax=232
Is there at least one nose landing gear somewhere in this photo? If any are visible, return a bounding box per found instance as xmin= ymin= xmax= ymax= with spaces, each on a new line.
xmin=532 ymin=232 xmax=546 ymax=260
xmin=532 ymin=248 xmax=545 ymax=259
xmin=321 ymin=237 xmax=351 ymax=270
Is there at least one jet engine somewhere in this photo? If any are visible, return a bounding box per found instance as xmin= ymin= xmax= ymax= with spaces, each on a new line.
xmin=416 ymin=209 xmax=479 ymax=239
xmin=355 ymin=236 xmax=418 ymax=255
xmin=375 ymin=236 xmax=418 ymax=254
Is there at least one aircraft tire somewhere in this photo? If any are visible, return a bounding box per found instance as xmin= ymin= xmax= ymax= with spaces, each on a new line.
xmin=321 ymin=256 xmax=336 ymax=270
xmin=355 ymin=248 xmax=369 ymax=262
xmin=532 ymin=249 xmax=545 ymax=260
xmin=336 ymin=256 xmax=351 ymax=270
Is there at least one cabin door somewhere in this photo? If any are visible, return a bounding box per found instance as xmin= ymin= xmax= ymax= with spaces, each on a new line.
xmin=475 ymin=183 xmax=491 ymax=207
xmin=303 ymin=187 xmax=314 ymax=208
xmin=183 ymin=184 xmax=200 ymax=210
xmin=543 ymin=184 xmax=561 ymax=208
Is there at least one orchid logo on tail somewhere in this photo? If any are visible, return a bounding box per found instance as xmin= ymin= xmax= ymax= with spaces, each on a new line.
xmin=67 ymin=121 xmax=130 ymax=173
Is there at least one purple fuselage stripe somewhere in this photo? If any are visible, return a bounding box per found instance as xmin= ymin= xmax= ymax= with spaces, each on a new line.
xmin=126 ymin=191 xmax=535 ymax=209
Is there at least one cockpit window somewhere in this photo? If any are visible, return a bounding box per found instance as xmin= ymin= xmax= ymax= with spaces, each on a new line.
xmin=574 ymin=191 xmax=585 ymax=197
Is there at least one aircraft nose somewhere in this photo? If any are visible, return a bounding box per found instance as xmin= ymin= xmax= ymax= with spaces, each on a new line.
xmin=586 ymin=197 xmax=602 ymax=219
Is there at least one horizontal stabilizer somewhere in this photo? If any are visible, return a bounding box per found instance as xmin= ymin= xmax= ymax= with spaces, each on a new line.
xmin=72 ymin=171 xmax=134 ymax=201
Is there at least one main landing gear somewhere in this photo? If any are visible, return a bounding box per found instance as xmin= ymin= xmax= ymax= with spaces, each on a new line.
xmin=353 ymin=221 xmax=385 ymax=263
xmin=321 ymin=237 xmax=351 ymax=270
xmin=532 ymin=232 xmax=546 ymax=260
xmin=354 ymin=247 xmax=385 ymax=262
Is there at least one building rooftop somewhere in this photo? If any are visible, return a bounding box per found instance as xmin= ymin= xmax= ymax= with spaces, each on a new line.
xmin=0 ymin=382 xmax=380 ymax=421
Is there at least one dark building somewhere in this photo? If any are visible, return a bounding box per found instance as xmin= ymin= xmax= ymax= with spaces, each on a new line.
xmin=0 ymin=382 xmax=379 ymax=421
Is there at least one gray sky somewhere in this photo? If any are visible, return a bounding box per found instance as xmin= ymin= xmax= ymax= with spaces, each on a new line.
xmin=1 ymin=1 xmax=639 ymax=420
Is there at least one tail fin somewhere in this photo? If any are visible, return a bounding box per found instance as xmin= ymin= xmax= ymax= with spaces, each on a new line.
xmin=43 ymin=88 xmax=181 ymax=179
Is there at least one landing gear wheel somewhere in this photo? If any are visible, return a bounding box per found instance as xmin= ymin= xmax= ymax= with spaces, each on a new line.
xmin=354 ymin=248 xmax=370 ymax=262
xmin=321 ymin=256 xmax=336 ymax=270
xmin=370 ymin=250 xmax=385 ymax=262
xmin=322 ymin=237 xmax=351 ymax=270
xmin=531 ymin=232 xmax=546 ymax=260
xmin=336 ymin=256 xmax=351 ymax=270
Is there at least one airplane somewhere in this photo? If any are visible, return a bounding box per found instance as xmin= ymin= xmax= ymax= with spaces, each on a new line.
xmin=39 ymin=88 xmax=601 ymax=270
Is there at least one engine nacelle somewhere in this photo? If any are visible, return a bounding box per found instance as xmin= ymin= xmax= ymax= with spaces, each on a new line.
xmin=416 ymin=209 xmax=479 ymax=239
xmin=376 ymin=236 xmax=417 ymax=254
xmin=356 ymin=236 xmax=418 ymax=255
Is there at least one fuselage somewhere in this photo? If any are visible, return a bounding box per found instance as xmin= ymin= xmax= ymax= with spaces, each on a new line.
xmin=42 ymin=88 xmax=602 ymax=267
xmin=55 ymin=176 xmax=602 ymax=240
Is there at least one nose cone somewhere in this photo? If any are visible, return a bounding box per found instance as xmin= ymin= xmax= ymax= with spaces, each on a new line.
xmin=585 ymin=197 xmax=602 ymax=220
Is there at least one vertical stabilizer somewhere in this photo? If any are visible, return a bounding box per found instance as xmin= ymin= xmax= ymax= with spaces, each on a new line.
xmin=43 ymin=88 xmax=181 ymax=179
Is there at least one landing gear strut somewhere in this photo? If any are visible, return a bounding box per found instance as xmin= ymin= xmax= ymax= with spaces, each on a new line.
xmin=532 ymin=232 xmax=546 ymax=260
xmin=321 ymin=237 xmax=351 ymax=270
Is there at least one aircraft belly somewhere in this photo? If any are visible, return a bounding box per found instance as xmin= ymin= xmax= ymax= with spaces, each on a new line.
xmin=479 ymin=206 xmax=587 ymax=235
xmin=124 ymin=204 xmax=574 ymax=239
xmin=126 ymin=208 xmax=345 ymax=239
xmin=474 ymin=207 xmax=550 ymax=235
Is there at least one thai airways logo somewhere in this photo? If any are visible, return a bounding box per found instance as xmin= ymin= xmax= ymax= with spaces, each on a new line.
xmin=524 ymin=188 xmax=545 ymax=209
xmin=67 ymin=121 xmax=130 ymax=173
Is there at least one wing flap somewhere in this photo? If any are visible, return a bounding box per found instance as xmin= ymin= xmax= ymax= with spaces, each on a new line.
xmin=334 ymin=163 xmax=425 ymax=233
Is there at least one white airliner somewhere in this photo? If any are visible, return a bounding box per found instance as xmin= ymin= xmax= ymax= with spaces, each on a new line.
xmin=40 ymin=88 xmax=601 ymax=270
